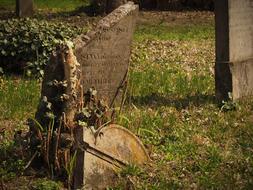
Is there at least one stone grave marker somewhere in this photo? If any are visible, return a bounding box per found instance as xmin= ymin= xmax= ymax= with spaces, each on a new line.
xmin=74 ymin=2 xmax=138 ymax=108
xmin=215 ymin=0 xmax=253 ymax=101
xmin=73 ymin=2 xmax=139 ymax=189
xmin=16 ymin=0 xmax=34 ymax=17
xmin=33 ymin=2 xmax=146 ymax=189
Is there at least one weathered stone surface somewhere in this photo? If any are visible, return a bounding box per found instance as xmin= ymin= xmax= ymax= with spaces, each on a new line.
xmin=35 ymin=42 xmax=80 ymax=129
xmin=82 ymin=124 xmax=149 ymax=189
xmin=16 ymin=0 xmax=34 ymax=17
xmin=74 ymin=2 xmax=138 ymax=108
xmin=73 ymin=2 xmax=139 ymax=189
xmin=32 ymin=43 xmax=80 ymax=179
xmin=35 ymin=3 xmax=141 ymax=189
xmin=215 ymin=0 xmax=253 ymax=101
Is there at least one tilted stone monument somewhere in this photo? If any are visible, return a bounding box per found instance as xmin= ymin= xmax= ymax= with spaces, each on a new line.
xmin=73 ymin=3 xmax=143 ymax=189
xmin=215 ymin=0 xmax=253 ymax=101
xmin=74 ymin=2 xmax=138 ymax=108
xmin=16 ymin=0 xmax=34 ymax=17
xmin=33 ymin=2 xmax=148 ymax=190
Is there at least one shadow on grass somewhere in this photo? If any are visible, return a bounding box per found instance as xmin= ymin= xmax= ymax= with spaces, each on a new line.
xmin=128 ymin=93 xmax=216 ymax=110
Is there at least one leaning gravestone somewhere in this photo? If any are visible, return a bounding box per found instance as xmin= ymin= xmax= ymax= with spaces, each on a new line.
xmin=73 ymin=3 xmax=140 ymax=189
xmin=34 ymin=2 xmax=146 ymax=190
xmin=215 ymin=0 xmax=253 ymax=101
xmin=16 ymin=0 xmax=34 ymax=17
xmin=74 ymin=2 xmax=138 ymax=108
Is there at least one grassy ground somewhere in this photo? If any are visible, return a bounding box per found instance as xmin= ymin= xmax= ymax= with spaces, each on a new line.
xmin=0 ymin=0 xmax=89 ymax=11
xmin=113 ymin=12 xmax=253 ymax=189
xmin=1 ymin=5 xmax=253 ymax=190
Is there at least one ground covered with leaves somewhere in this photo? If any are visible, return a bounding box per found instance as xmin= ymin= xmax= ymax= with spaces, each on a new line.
xmin=0 ymin=4 xmax=253 ymax=190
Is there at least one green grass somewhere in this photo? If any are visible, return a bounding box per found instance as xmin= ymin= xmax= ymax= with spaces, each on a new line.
xmin=113 ymin=14 xmax=253 ymax=189
xmin=31 ymin=178 xmax=63 ymax=190
xmin=0 ymin=0 xmax=89 ymax=11
xmin=0 ymin=76 xmax=40 ymax=120
xmin=0 ymin=76 xmax=40 ymax=185
xmin=34 ymin=0 xmax=89 ymax=12
xmin=116 ymin=99 xmax=253 ymax=188
xmin=134 ymin=22 xmax=214 ymax=41
xmin=1 ymin=10 xmax=253 ymax=190
xmin=0 ymin=0 xmax=12 ymax=8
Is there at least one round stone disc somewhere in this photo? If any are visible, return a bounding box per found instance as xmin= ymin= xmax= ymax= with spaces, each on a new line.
xmin=83 ymin=124 xmax=149 ymax=189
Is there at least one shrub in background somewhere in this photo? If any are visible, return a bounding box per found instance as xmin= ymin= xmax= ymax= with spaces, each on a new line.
xmin=0 ymin=18 xmax=84 ymax=77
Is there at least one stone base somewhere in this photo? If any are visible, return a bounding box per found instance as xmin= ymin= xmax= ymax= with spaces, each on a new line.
xmin=215 ymin=58 xmax=253 ymax=101
xmin=231 ymin=58 xmax=253 ymax=100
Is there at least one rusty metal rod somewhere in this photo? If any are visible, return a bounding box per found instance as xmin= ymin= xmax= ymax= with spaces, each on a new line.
xmin=78 ymin=141 xmax=128 ymax=168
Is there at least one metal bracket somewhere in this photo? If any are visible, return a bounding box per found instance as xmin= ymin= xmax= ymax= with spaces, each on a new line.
xmin=77 ymin=140 xmax=128 ymax=168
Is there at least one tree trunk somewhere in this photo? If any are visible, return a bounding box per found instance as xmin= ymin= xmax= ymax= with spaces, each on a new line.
xmin=16 ymin=0 xmax=34 ymax=17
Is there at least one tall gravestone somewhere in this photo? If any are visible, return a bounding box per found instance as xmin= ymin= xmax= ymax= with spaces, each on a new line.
xmin=73 ymin=2 xmax=139 ymax=189
xmin=16 ymin=0 xmax=34 ymax=17
xmin=74 ymin=2 xmax=138 ymax=108
xmin=215 ymin=0 xmax=253 ymax=101
xmin=34 ymin=3 xmax=142 ymax=189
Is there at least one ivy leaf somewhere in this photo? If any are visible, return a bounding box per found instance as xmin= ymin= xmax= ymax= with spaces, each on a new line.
xmin=78 ymin=121 xmax=87 ymax=127
xmin=26 ymin=70 xmax=32 ymax=77
xmin=1 ymin=50 xmax=6 ymax=56
xmin=39 ymin=70 xmax=44 ymax=76
xmin=46 ymin=112 xmax=55 ymax=119
xmin=46 ymin=102 xmax=52 ymax=110
xmin=91 ymin=89 xmax=97 ymax=96
xmin=31 ymin=44 xmax=36 ymax=50
xmin=0 ymin=18 xmax=83 ymax=77
xmin=42 ymin=96 xmax=48 ymax=103
xmin=0 ymin=67 xmax=3 ymax=74
xmin=81 ymin=108 xmax=91 ymax=118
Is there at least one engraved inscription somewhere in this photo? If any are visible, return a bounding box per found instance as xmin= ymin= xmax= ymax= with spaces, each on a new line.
xmin=84 ymin=78 xmax=112 ymax=85
xmin=75 ymin=7 xmax=137 ymax=106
